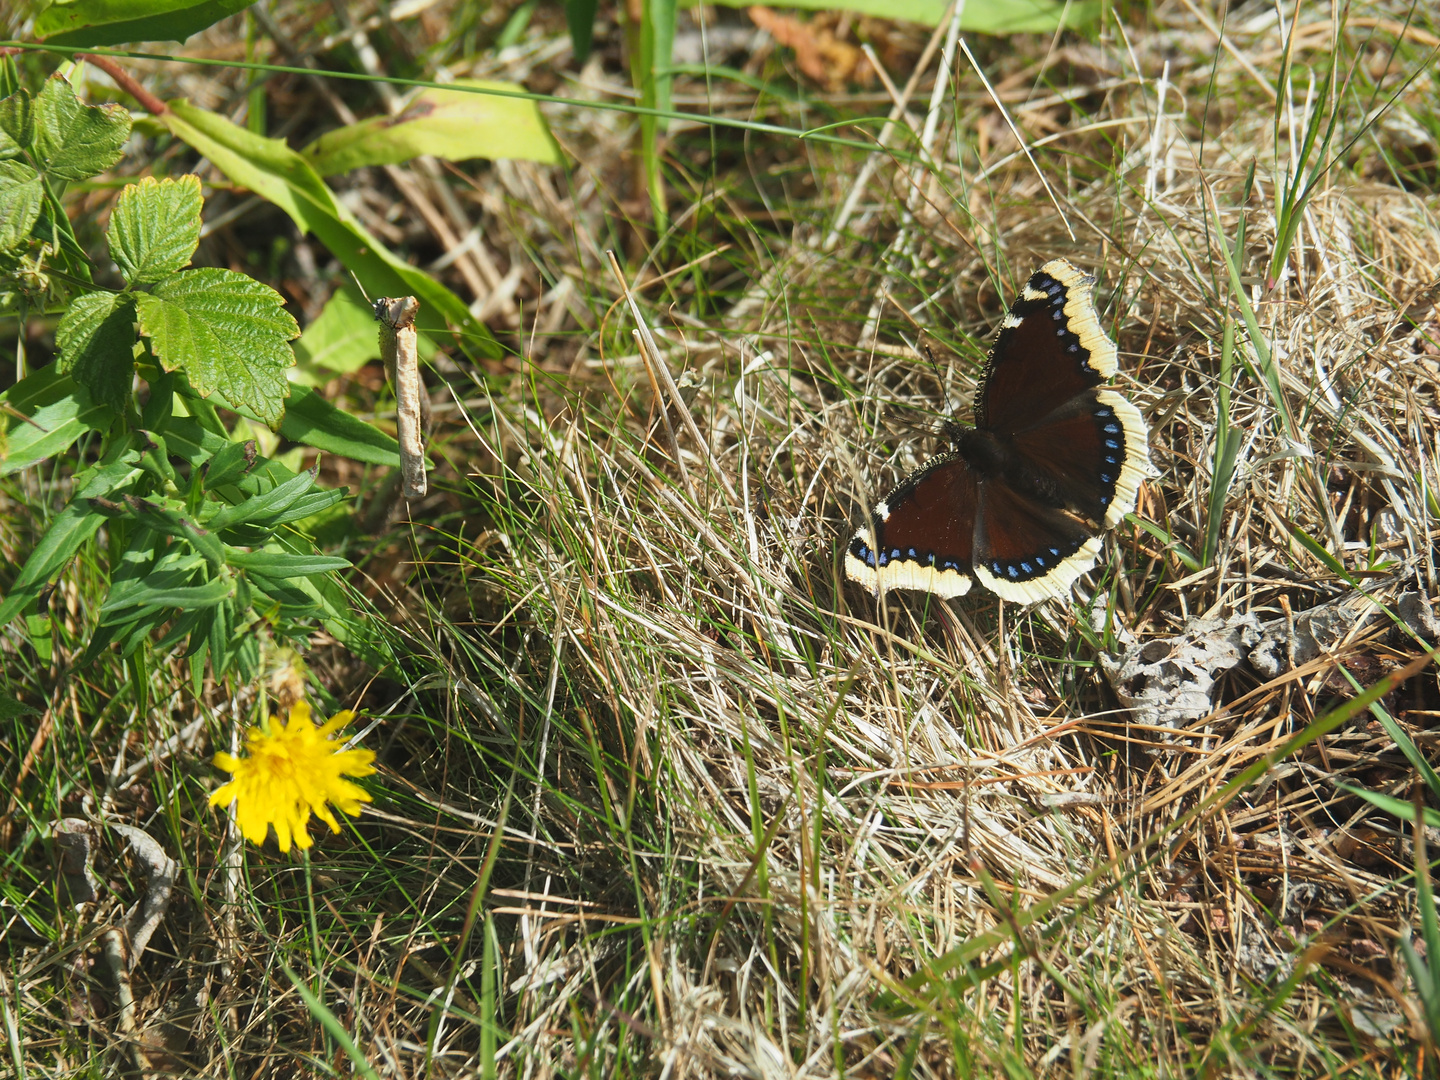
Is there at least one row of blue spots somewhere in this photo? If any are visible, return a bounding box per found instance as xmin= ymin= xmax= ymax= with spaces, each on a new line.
xmin=991 ymin=544 xmax=1070 ymax=580
xmin=860 ymin=540 xmax=964 ymax=573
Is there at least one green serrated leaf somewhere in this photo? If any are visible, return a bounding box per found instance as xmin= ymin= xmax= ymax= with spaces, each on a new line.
xmin=0 ymin=159 xmax=43 ymax=250
xmin=55 ymin=291 xmax=137 ymax=408
xmin=0 ymin=366 xmax=112 ymax=477
xmin=108 ymin=174 xmax=202 ymax=285
xmin=35 ymin=0 xmax=254 ymax=46
xmin=32 ymin=73 xmax=131 ymax=182
xmin=303 ymin=80 xmax=560 ymax=176
xmin=0 ymin=87 xmax=32 ymax=155
xmin=160 ymin=100 xmax=499 ymax=360
xmin=135 ymin=267 xmax=298 ymax=429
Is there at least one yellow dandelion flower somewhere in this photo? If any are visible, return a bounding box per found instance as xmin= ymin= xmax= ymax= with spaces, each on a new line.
xmin=210 ymin=701 xmax=376 ymax=853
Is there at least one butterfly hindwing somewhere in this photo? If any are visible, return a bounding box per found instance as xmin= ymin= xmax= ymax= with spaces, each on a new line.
xmin=971 ymin=479 xmax=1102 ymax=603
xmin=845 ymin=453 xmax=977 ymax=599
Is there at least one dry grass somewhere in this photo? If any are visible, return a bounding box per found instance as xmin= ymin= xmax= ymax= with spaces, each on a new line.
xmin=5 ymin=0 xmax=1440 ymax=1076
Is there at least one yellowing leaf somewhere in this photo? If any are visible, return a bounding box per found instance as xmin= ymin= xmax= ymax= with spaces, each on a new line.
xmin=35 ymin=0 xmax=254 ymax=47
xmin=721 ymin=0 xmax=1099 ymax=32
xmin=293 ymin=287 xmax=380 ymax=378
xmin=161 ymin=100 xmax=499 ymax=360
xmin=303 ymin=80 xmax=560 ymax=177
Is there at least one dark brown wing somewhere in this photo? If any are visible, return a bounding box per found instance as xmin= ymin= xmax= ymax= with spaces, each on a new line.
xmin=970 ymin=478 xmax=1102 ymax=603
xmin=845 ymin=453 xmax=977 ymax=599
xmin=976 ymin=259 xmax=1117 ymax=434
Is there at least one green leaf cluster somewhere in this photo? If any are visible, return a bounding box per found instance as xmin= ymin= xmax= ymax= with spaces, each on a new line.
xmin=0 ymin=69 xmax=128 ymax=310
xmin=0 ymin=66 xmax=397 ymax=686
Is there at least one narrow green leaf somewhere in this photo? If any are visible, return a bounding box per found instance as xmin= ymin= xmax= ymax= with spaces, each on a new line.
xmin=204 ymin=468 xmax=317 ymax=532
xmin=0 ymin=367 xmax=112 ymax=477
xmin=648 ymin=0 xmax=677 ymax=123
xmin=1285 ymin=520 xmax=1355 ymax=584
xmin=226 ymin=549 xmax=350 ymax=576
xmin=280 ymin=384 xmax=402 ymax=468
xmin=564 ymin=0 xmax=598 ymax=62
xmin=280 ymin=966 xmax=382 ymax=1080
xmin=264 ymin=488 xmax=346 ymax=527
xmin=0 ymin=160 xmax=42 ymax=249
xmin=1336 ymin=784 xmax=1440 ymax=830
xmin=1131 ymin=515 xmax=1201 ymax=573
xmin=120 ymin=494 xmax=226 ymax=569
xmin=161 ymin=100 xmax=499 ymax=360
xmin=0 ymin=500 xmax=104 ymax=627
xmin=102 ymin=574 xmax=232 ymax=615
xmin=107 ymin=174 xmax=202 ymax=285
xmin=303 ymin=79 xmax=560 ymax=176
xmin=154 ymin=606 xmax=206 ymax=651
xmin=31 ymin=73 xmax=130 ymax=182
xmin=136 ymin=267 xmax=298 ymax=429
xmin=202 ymin=439 xmax=258 ymax=489
xmin=35 ymin=0 xmax=254 ymax=47
xmin=55 ymin=291 xmax=137 ymax=409
xmin=0 ymin=87 xmax=33 ymax=152
xmin=73 ymin=453 xmax=142 ymax=498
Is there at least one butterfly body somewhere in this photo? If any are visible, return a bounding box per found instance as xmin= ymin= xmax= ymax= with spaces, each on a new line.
xmin=845 ymin=258 xmax=1150 ymax=604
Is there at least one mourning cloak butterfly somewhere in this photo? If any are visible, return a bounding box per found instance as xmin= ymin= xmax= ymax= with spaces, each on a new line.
xmin=845 ymin=258 xmax=1150 ymax=603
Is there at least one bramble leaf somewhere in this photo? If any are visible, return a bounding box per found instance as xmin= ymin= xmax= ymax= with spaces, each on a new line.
xmin=0 ymin=159 xmax=43 ymax=250
xmin=135 ymin=268 xmax=298 ymax=429
xmin=108 ymin=174 xmax=202 ymax=285
xmin=0 ymin=88 xmax=33 ymax=156
xmin=56 ymin=290 xmax=138 ymax=408
xmin=32 ymin=74 xmax=130 ymax=182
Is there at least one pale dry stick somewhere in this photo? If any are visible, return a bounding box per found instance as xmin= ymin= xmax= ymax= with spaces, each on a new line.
xmin=823 ymin=5 xmax=955 ymax=250
xmin=1144 ymin=60 xmax=1172 ymax=207
xmin=957 ymin=38 xmax=1073 ymax=241
xmin=632 ymin=327 xmax=692 ymax=501
xmin=376 ymin=296 xmax=428 ymax=498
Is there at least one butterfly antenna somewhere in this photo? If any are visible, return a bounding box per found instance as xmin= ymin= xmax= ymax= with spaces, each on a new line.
xmin=348 ymin=270 xmax=373 ymax=305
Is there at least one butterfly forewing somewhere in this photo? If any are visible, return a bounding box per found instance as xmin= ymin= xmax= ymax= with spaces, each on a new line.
xmin=978 ymin=261 xmax=1116 ymax=433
